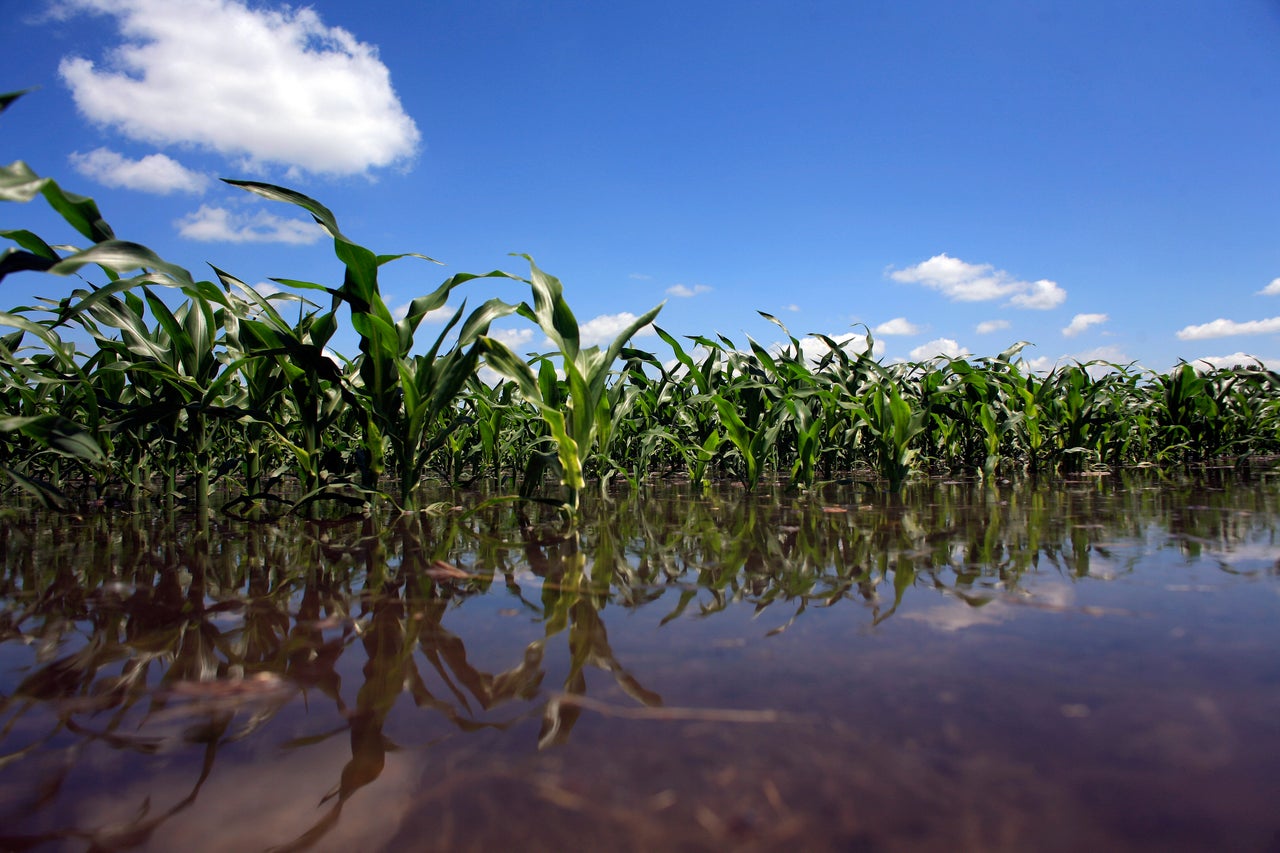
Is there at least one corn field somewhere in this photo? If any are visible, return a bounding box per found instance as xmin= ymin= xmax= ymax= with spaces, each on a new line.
xmin=3 ymin=90 xmax=1278 ymax=517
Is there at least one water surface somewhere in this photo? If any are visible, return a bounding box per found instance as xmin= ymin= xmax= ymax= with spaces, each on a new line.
xmin=2 ymin=470 xmax=1278 ymax=851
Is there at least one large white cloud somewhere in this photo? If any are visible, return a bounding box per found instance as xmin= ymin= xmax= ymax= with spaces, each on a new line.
xmin=889 ymin=253 xmax=1066 ymax=309
xmin=1061 ymin=313 xmax=1108 ymax=338
xmin=69 ymin=146 xmax=209 ymax=193
xmin=176 ymin=205 xmax=324 ymax=244
xmin=57 ymin=0 xmax=419 ymax=176
xmin=1176 ymin=316 xmax=1280 ymax=340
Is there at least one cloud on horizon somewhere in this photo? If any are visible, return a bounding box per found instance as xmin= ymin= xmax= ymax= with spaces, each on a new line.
xmin=889 ymin=253 xmax=1066 ymax=310
xmin=56 ymin=0 xmax=419 ymax=176
xmin=1190 ymin=352 xmax=1269 ymax=370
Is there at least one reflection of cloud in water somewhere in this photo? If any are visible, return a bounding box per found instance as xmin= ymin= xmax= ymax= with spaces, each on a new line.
xmin=1205 ymin=542 xmax=1280 ymax=574
xmin=904 ymin=584 xmax=1075 ymax=632
xmin=76 ymin=733 xmax=418 ymax=851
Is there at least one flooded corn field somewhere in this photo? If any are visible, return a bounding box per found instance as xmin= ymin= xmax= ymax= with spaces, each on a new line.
xmin=2 ymin=469 xmax=1278 ymax=852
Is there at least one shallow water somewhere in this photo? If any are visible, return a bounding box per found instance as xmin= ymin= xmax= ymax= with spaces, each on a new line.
xmin=1 ymin=470 xmax=1278 ymax=851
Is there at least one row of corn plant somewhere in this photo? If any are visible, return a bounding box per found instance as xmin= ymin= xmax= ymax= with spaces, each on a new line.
xmin=3 ymin=89 xmax=1279 ymax=518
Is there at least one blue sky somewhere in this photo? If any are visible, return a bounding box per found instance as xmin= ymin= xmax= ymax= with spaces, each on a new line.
xmin=4 ymin=0 xmax=1279 ymax=371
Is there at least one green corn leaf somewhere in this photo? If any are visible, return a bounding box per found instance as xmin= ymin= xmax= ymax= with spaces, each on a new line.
xmin=49 ymin=240 xmax=192 ymax=284
xmin=0 ymin=414 xmax=105 ymax=465
xmin=1 ymin=228 xmax=60 ymax=259
xmin=223 ymin=179 xmax=345 ymax=241
xmin=0 ymin=247 xmax=57 ymax=281
xmin=1 ymin=161 xmax=115 ymax=243
xmin=0 ymin=89 xmax=33 ymax=115
xmin=1 ymin=466 xmax=73 ymax=512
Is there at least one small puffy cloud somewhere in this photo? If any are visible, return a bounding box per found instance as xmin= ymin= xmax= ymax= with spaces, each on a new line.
xmin=1258 ymin=278 xmax=1280 ymax=296
xmin=909 ymin=337 xmax=970 ymax=361
xmin=976 ymin=319 xmax=1010 ymax=334
xmin=390 ymin=301 xmax=454 ymax=324
xmin=889 ymin=253 xmax=1066 ymax=309
xmin=578 ymin=312 xmax=657 ymax=348
xmin=176 ymin=205 xmax=324 ymax=244
xmin=69 ymin=147 xmax=209 ymax=193
xmin=1062 ymin=313 xmax=1108 ymax=338
xmin=1176 ymin=316 xmax=1280 ymax=340
xmin=1021 ymin=355 xmax=1057 ymax=374
xmin=57 ymin=0 xmax=419 ymax=176
xmin=489 ymin=327 xmax=535 ymax=350
xmin=666 ymin=283 xmax=712 ymax=298
xmin=782 ymin=303 xmax=801 ymax=312
xmin=1008 ymin=279 xmax=1067 ymax=309
xmin=873 ymin=317 xmax=922 ymax=336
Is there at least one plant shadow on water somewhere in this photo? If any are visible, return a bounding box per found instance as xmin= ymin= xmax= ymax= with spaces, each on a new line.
xmin=1 ymin=470 xmax=1279 ymax=852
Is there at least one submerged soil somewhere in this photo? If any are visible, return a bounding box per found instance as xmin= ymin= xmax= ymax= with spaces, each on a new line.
xmin=1 ymin=470 xmax=1278 ymax=851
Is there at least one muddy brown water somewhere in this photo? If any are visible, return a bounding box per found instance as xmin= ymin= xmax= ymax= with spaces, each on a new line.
xmin=1 ymin=470 xmax=1278 ymax=852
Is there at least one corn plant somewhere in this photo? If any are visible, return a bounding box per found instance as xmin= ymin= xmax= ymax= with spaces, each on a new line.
xmin=479 ymin=256 xmax=662 ymax=515
xmin=224 ymin=180 xmax=518 ymax=511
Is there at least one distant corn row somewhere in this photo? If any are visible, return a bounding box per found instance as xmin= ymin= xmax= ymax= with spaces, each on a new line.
xmin=2 ymin=91 xmax=1277 ymax=514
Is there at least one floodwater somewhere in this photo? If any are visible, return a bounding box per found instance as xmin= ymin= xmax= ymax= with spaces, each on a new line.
xmin=1 ymin=470 xmax=1278 ymax=852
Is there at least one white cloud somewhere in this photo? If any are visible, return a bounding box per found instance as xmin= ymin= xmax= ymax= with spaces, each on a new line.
xmin=889 ymin=253 xmax=1066 ymax=309
xmin=175 ymin=205 xmax=324 ymax=244
xmin=389 ymin=301 xmax=454 ymax=324
xmin=1190 ymin=353 xmax=1269 ymax=371
xmin=578 ymin=312 xmax=657 ymax=348
xmin=975 ymin=319 xmax=1010 ymax=334
xmin=1021 ymin=355 xmax=1056 ymax=374
xmin=909 ymin=337 xmax=970 ymax=360
xmin=1176 ymin=316 xmax=1280 ymax=340
xmin=57 ymin=0 xmax=419 ymax=176
xmin=873 ymin=317 xmax=922 ymax=336
xmin=489 ymin=327 xmax=535 ymax=350
xmin=1258 ymin=278 xmax=1280 ymax=296
xmin=68 ymin=147 xmax=209 ymax=193
xmin=782 ymin=303 xmax=801 ymax=312
xmin=666 ymin=283 xmax=712 ymax=298
xmin=1008 ymin=278 xmax=1067 ymax=309
xmin=1061 ymin=312 xmax=1108 ymax=338
xmin=791 ymin=333 xmax=884 ymax=364
xmin=628 ymin=273 xmax=652 ymax=281
xmin=1071 ymin=345 xmax=1134 ymax=377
